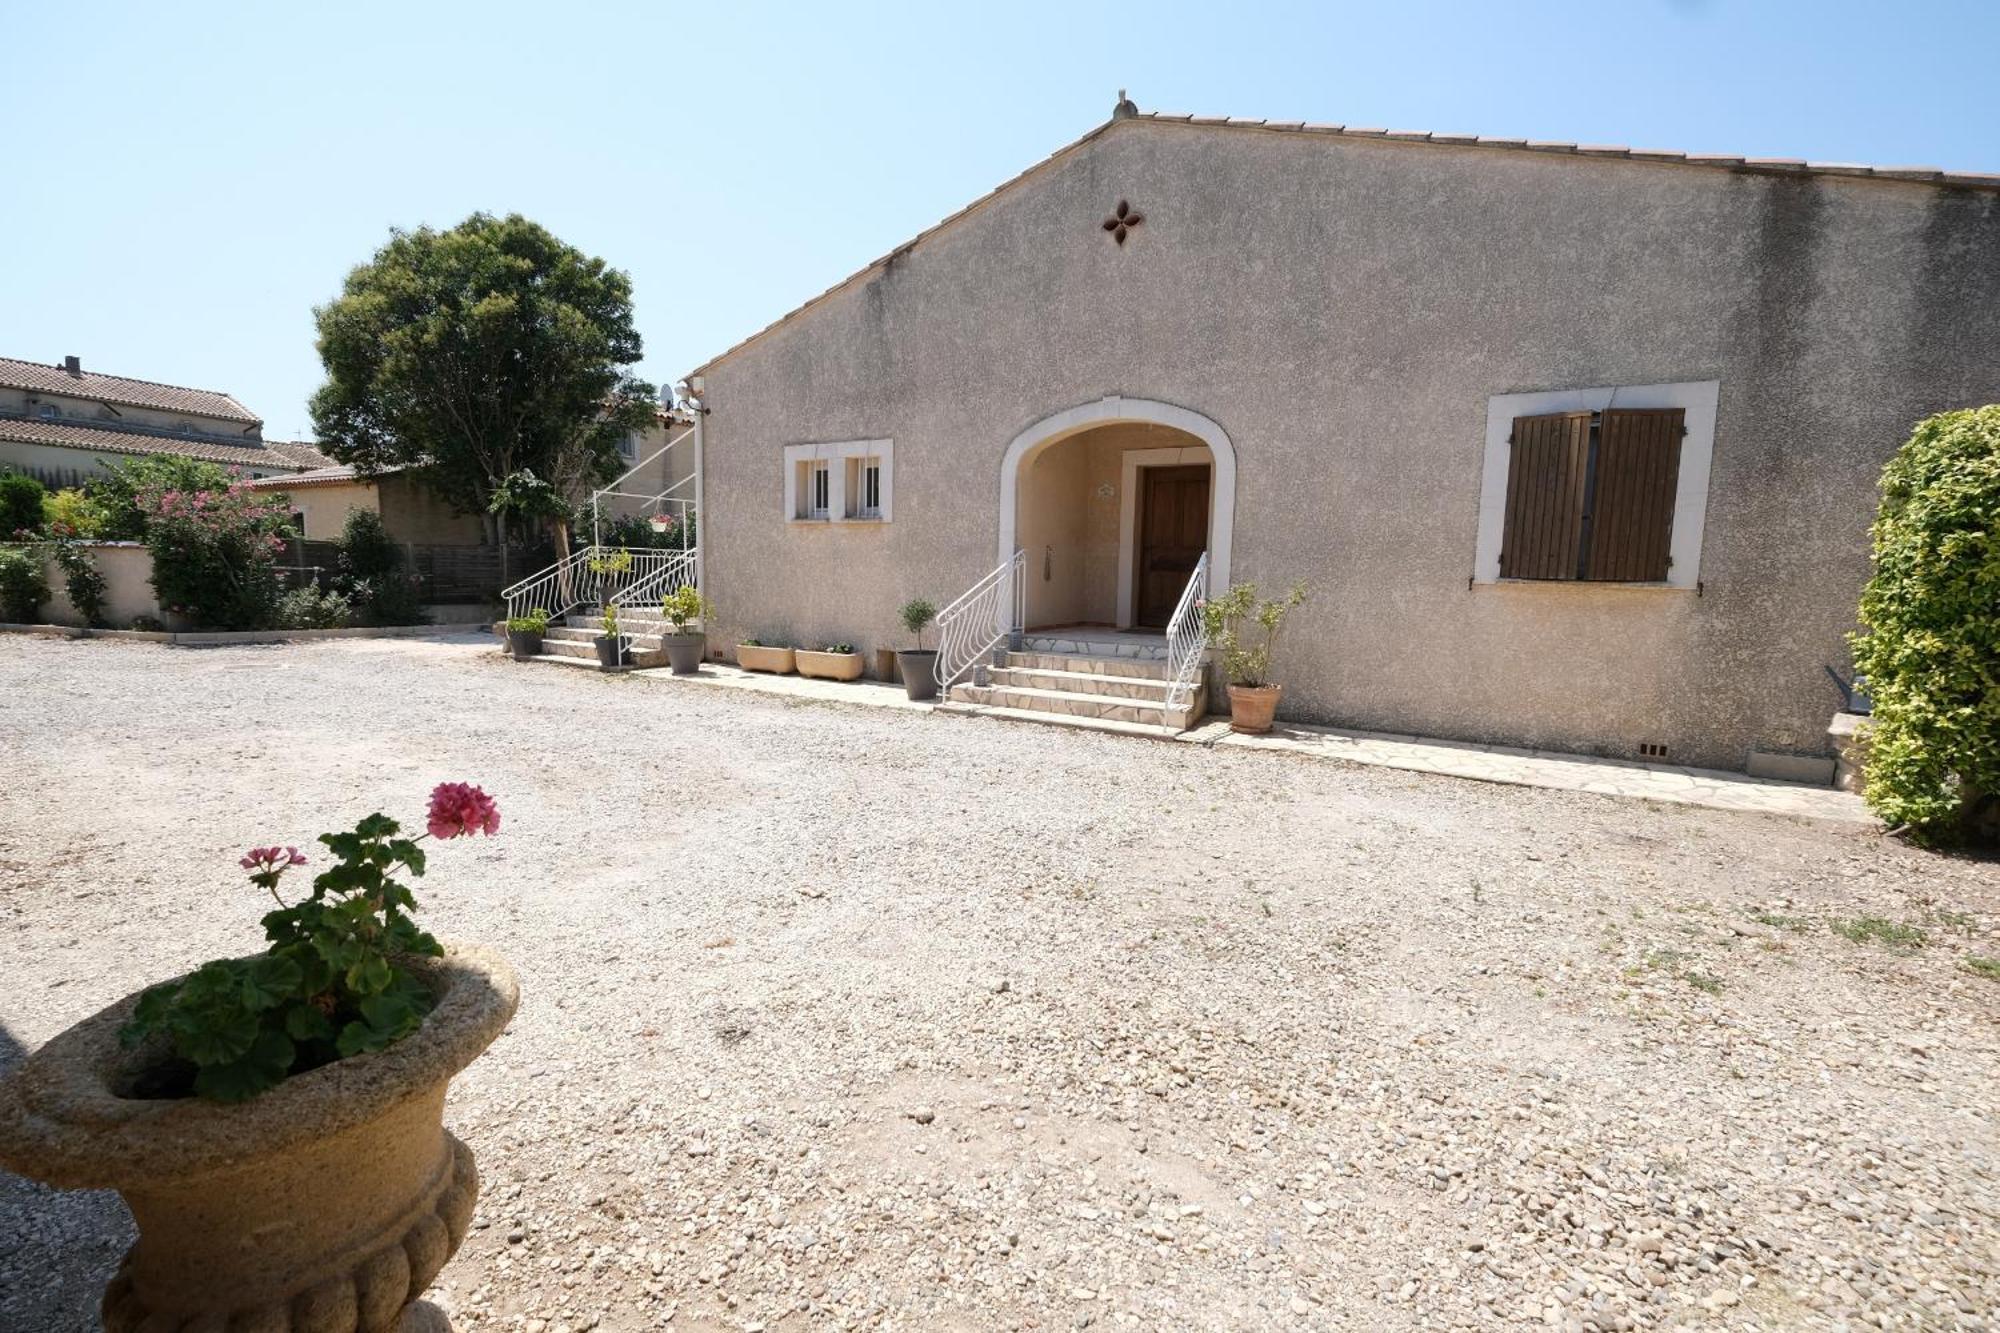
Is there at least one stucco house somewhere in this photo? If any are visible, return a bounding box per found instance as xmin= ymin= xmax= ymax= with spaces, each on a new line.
xmin=0 ymin=354 xmax=330 ymax=486
xmin=241 ymin=464 xmax=487 ymax=544
xmin=674 ymin=99 xmax=2000 ymax=775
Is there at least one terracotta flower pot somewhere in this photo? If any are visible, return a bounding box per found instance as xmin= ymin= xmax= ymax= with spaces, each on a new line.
xmin=795 ymin=649 xmax=864 ymax=681
xmin=1227 ymin=683 xmax=1283 ymax=734
xmin=0 ymin=945 xmax=518 ymax=1333
xmin=736 ymin=644 xmax=795 ymax=674
xmin=896 ymin=649 xmax=938 ymax=701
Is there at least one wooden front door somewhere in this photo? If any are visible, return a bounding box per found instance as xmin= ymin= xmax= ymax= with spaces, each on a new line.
xmin=1135 ymin=465 xmax=1210 ymax=628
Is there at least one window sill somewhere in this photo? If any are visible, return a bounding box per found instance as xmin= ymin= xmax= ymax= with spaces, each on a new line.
xmin=1475 ymin=578 xmax=1693 ymax=593
xmin=788 ymin=516 xmax=890 ymax=527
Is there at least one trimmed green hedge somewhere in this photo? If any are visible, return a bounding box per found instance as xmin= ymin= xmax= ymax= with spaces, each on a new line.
xmin=1853 ymin=406 xmax=2000 ymax=841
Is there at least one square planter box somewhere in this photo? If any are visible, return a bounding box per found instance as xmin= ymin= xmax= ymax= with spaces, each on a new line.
xmin=737 ymin=644 xmax=796 ymax=674
xmin=796 ymin=649 xmax=865 ymax=681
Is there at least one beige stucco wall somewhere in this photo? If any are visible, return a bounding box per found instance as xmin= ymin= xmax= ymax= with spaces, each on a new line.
xmin=597 ymin=420 xmax=698 ymax=528
xmin=286 ymin=481 xmax=381 ymax=540
xmin=38 ymin=543 xmax=160 ymax=627
xmin=377 ymin=476 xmax=487 ymax=545
xmin=0 ymin=385 xmax=252 ymax=440
xmin=695 ymin=121 xmax=2000 ymax=770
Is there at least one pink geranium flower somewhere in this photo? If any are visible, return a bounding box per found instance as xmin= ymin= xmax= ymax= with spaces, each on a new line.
xmin=239 ymin=846 xmax=306 ymax=872
xmin=427 ymin=782 xmax=501 ymax=840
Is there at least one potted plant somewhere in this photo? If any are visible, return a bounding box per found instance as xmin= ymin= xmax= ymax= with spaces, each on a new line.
xmin=594 ymin=603 xmax=625 ymax=670
xmin=504 ymin=607 xmax=550 ymax=661
xmin=657 ymin=585 xmax=712 ymax=676
xmin=1200 ymin=581 xmax=1308 ymax=734
xmin=797 ymin=641 xmax=865 ymax=681
xmin=736 ymin=636 xmax=796 ymax=675
xmin=896 ymin=598 xmax=939 ymax=701
xmin=0 ymin=783 xmax=516 ymax=1333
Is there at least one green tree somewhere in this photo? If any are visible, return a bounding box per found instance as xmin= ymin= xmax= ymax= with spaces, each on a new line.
xmin=309 ymin=213 xmax=657 ymax=578
xmin=1853 ymin=406 xmax=2000 ymax=842
xmin=0 ymin=472 xmax=46 ymax=539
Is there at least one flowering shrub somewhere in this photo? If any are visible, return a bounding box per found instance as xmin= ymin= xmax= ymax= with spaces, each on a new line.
xmin=139 ymin=480 xmax=294 ymax=630
xmin=49 ymin=539 xmax=108 ymax=626
xmin=120 ymin=782 xmax=501 ymax=1101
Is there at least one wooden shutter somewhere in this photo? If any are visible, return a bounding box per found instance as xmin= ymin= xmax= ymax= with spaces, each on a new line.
xmin=1499 ymin=412 xmax=1591 ymax=579
xmin=1584 ymin=408 xmax=1684 ymax=581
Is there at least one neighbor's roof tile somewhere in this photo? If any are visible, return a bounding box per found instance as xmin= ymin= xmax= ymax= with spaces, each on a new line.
xmin=0 ymin=357 xmax=259 ymax=425
xmin=0 ymin=417 xmax=310 ymax=471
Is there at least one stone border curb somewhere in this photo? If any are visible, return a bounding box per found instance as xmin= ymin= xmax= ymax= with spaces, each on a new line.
xmin=0 ymin=621 xmax=493 ymax=647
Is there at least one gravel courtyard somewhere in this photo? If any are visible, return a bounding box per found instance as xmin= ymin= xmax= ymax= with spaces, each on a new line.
xmin=2 ymin=634 xmax=1996 ymax=1332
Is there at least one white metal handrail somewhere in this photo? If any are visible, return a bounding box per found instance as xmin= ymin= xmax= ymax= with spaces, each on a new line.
xmin=1162 ymin=552 xmax=1210 ymax=713
xmin=501 ymin=546 xmax=597 ymax=623
xmin=607 ymin=546 xmax=699 ymax=613
xmin=934 ymin=549 xmax=1026 ymax=699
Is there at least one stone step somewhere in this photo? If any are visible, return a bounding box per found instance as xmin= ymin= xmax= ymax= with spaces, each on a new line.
xmin=536 ymin=638 xmax=668 ymax=665
xmin=1003 ymin=651 xmax=1171 ymax=680
xmin=949 ymin=682 xmax=1199 ymax=731
xmin=546 ymin=625 xmax=667 ymax=645
xmin=560 ymin=616 xmax=674 ymax=633
xmin=935 ymin=700 xmax=1182 ymax=741
xmin=1018 ymin=635 xmax=1169 ymax=663
xmin=989 ymin=665 xmax=1174 ymax=701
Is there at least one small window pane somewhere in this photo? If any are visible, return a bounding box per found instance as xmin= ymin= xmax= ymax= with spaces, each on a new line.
xmin=861 ymin=461 xmax=881 ymax=517
xmin=809 ymin=463 xmax=830 ymax=517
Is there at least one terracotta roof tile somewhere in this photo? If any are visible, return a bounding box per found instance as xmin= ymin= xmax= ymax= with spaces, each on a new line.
xmin=265 ymin=440 xmax=337 ymax=469
xmin=0 ymin=417 xmax=313 ymax=472
xmin=0 ymin=357 xmax=259 ymax=425
xmin=242 ymin=462 xmax=403 ymax=489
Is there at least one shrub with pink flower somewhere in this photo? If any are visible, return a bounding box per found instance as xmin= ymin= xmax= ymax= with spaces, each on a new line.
xmin=137 ymin=479 xmax=295 ymax=630
xmin=122 ymin=782 xmax=502 ymax=1101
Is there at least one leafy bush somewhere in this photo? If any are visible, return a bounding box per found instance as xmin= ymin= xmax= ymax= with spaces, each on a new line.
xmin=336 ymin=509 xmax=426 ymax=626
xmin=119 ymin=783 xmax=500 ymax=1101
xmin=42 ymin=488 xmax=110 ymax=539
xmin=504 ymin=608 xmax=550 ymax=634
xmin=50 ymin=540 xmax=107 ymax=626
xmin=1199 ymin=582 xmax=1309 ymax=687
xmin=898 ymin=598 xmax=937 ymax=648
xmin=141 ymin=481 xmax=293 ymax=630
xmin=596 ymin=510 xmax=696 ymax=551
xmin=86 ymin=455 xmax=234 ymax=541
xmin=0 ymin=472 xmax=46 ymax=539
xmin=821 ymin=642 xmax=855 ymax=654
xmin=659 ymin=584 xmax=711 ymax=631
xmin=277 ymin=584 xmax=355 ymax=630
xmin=1853 ymin=406 xmax=2000 ymax=840
xmin=131 ymin=614 xmax=165 ymax=633
xmin=0 ymin=546 xmax=50 ymax=622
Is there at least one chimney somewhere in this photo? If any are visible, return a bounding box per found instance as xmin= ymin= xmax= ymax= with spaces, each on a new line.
xmin=62 ymin=355 xmax=81 ymax=376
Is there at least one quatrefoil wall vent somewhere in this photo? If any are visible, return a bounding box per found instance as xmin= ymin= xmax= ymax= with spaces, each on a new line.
xmin=1102 ymin=199 xmax=1143 ymax=246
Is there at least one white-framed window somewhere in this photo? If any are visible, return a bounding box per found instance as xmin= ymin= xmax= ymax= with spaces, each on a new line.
xmin=1472 ymin=380 xmax=1718 ymax=590
xmin=783 ymin=439 xmax=893 ymax=523
xmin=37 ymin=403 xmax=59 ymax=419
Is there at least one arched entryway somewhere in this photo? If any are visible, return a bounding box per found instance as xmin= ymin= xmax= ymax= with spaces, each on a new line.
xmin=998 ymin=396 xmax=1235 ymax=630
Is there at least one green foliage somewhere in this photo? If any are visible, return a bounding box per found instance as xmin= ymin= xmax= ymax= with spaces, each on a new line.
xmin=0 ymin=472 xmax=46 ymax=539
xmin=41 ymin=488 xmax=109 ymax=539
xmin=504 ymin=608 xmax=550 ymax=634
xmin=898 ymin=597 xmax=937 ymax=647
xmin=821 ymin=642 xmax=855 ymax=655
xmin=586 ymin=547 xmax=632 ymax=575
xmin=1965 ymin=956 xmax=2000 ymax=982
xmin=119 ymin=814 xmax=446 ymax=1102
xmin=141 ymin=481 xmax=293 ymax=630
xmin=1853 ymin=407 xmax=2000 ymax=840
xmin=311 ymin=213 xmax=656 ymax=545
xmin=599 ymin=603 xmax=620 ymax=638
xmin=85 ymin=456 xmax=234 ymax=541
xmin=1830 ymin=916 xmax=1927 ymax=950
xmin=1199 ymin=581 xmax=1309 ymax=687
xmin=336 ymin=509 xmax=426 ymax=626
xmin=658 ymin=584 xmax=711 ymax=632
xmin=277 ymin=584 xmax=356 ymax=630
xmin=50 ymin=540 xmax=108 ymax=626
xmin=0 ymin=546 xmax=50 ymax=623
xmin=598 ymin=510 xmax=695 ymax=551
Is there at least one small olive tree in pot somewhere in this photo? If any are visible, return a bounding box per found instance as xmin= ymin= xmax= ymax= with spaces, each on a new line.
xmin=658 ymin=585 xmax=712 ymax=675
xmin=897 ymin=598 xmax=939 ymax=701
xmin=1200 ymin=581 xmax=1308 ymax=734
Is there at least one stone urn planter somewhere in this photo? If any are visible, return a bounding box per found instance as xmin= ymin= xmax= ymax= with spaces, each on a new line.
xmin=0 ymin=945 xmax=518 ymax=1333
xmin=660 ymin=632 xmax=705 ymax=676
xmin=1227 ymin=683 xmax=1282 ymax=734
xmin=504 ymin=627 xmax=543 ymax=662
xmin=796 ymin=648 xmax=864 ymax=682
xmin=896 ymin=649 xmax=938 ymax=701
xmin=736 ymin=644 xmax=795 ymax=674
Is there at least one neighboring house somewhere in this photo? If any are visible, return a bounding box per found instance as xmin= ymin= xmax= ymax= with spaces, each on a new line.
xmin=240 ymin=465 xmax=486 ymax=544
xmin=593 ymin=409 xmax=698 ymax=535
xmin=0 ymin=354 xmax=331 ymax=486
xmin=681 ymin=100 xmax=2000 ymax=772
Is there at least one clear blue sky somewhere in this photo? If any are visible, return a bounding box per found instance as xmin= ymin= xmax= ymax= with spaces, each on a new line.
xmin=2 ymin=0 xmax=1993 ymax=441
